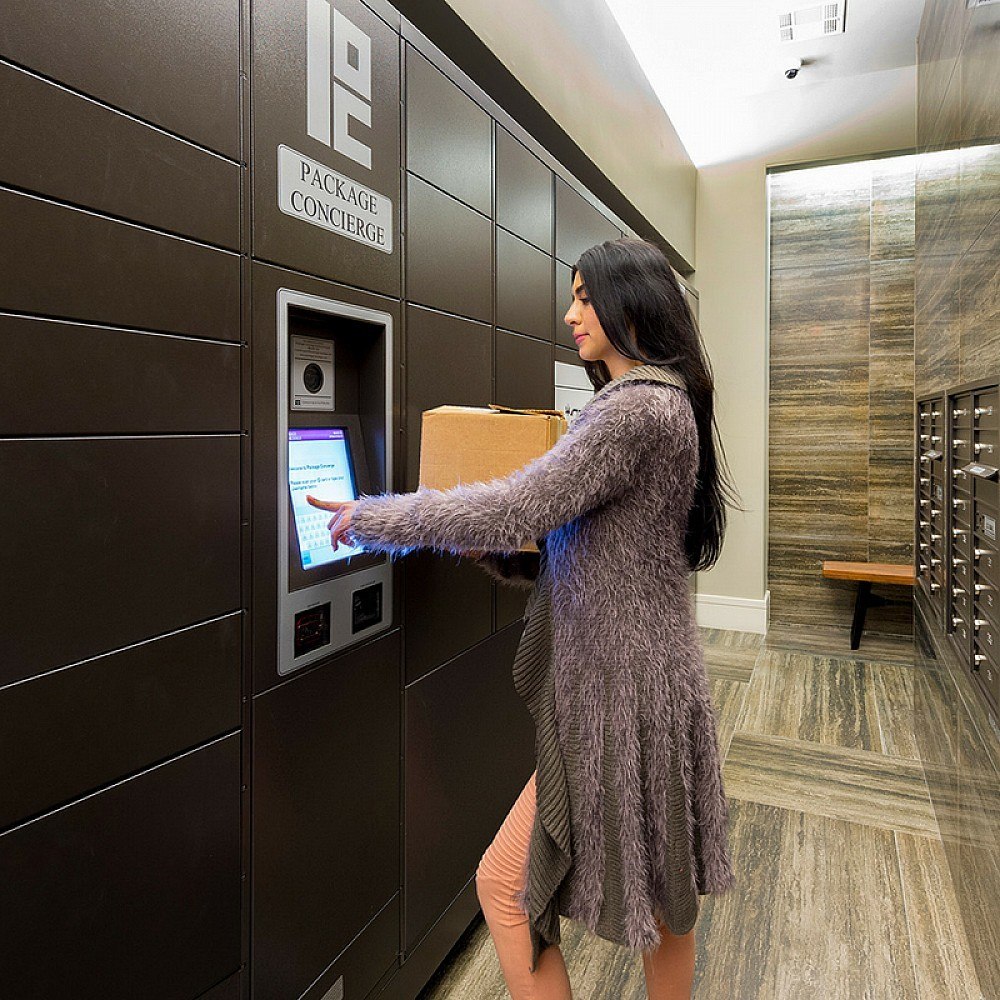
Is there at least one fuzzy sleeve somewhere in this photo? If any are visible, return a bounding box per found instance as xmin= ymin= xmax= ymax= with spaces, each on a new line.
xmin=473 ymin=550 xmax=542 ymax=590
xmin=347 ymin=382 xmax=675 ymax=557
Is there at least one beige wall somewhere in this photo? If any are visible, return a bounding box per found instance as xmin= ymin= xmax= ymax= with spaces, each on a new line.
xmin=444 ymin=0 xmax=698 ymax=267
xmin=694 ymin=67 xmax=917 ymax=610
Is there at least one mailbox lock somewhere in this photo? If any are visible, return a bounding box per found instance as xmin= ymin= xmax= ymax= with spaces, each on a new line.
xmin=976 ymin=406 xmax=993 ymax=417
xmin=954 ymin=408 xmax=969 ymax=418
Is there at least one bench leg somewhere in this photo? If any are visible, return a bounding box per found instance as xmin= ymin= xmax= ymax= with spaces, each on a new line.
xmin=850 ymin=581 xmax=872 ymax=650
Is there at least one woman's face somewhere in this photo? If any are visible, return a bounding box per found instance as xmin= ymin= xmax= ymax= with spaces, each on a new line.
xmin=563 ymin=271 xmax=623 ymax=365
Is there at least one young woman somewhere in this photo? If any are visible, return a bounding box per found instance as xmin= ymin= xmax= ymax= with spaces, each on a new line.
xmin=307 ymin=237 xmax=742 ymax=999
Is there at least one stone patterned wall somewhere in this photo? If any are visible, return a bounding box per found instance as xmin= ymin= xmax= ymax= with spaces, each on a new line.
xmin=769 ymin=155 xmax=916 ymax=633
xmin=913 ymin=4 xmax=1000 ymax=998
xmin=914 ymin=0 xmax=1000 ymax=396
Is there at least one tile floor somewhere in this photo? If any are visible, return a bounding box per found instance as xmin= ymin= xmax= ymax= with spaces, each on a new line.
xmin=416 ymin=625 xmax=983 ymax=999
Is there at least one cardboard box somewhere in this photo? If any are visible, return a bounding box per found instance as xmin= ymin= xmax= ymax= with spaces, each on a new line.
xmin=418 ymin=403 xmax=568 ymax=553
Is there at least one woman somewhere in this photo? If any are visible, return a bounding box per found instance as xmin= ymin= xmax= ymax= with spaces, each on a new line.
xmin=307 ymin=238 xmax=742 ymax=999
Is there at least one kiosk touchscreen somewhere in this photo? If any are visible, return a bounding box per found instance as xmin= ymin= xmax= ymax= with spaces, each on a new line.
xmin=276 ymin=288 xmax=394 ymax=677
xmin=288 ymin=428 xmax=364 ymax=567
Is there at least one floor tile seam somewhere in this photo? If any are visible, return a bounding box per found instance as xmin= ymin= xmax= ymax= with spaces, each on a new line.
xmin=722 ymin=788 xmax=942 ymax=841
xmin=891 ymin=827 xmax=925 ymax=1000
xmin=727 ymin=729 xmax=931 ymax=773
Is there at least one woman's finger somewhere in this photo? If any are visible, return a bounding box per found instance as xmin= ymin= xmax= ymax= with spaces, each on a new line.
xmin=306 ymin=494 xmax=347 ymax=512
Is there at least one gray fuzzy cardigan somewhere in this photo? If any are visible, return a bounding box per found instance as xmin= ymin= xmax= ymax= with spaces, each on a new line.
xmin=348 ymin=364 xmax=736 ymax=971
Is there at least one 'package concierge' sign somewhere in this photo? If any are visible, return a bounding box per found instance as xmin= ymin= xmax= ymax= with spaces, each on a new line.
xmin=278 ymin=144 xmax=393 ymax=254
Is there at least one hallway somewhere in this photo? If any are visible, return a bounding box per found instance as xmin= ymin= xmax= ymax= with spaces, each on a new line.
xmin=418 ymin=626 xmax=982 ymax=999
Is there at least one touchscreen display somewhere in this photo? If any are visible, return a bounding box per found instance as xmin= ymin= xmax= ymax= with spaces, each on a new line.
xmin=288 ymin=428 xmax=364 ymax=568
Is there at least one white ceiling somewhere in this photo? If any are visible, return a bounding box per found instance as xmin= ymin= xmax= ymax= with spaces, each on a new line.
xmin=602 ymin=0 xmax=925 ymax=167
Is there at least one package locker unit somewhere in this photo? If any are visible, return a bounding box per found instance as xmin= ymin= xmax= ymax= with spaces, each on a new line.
xmin=0 ymin=1 xmax=686 ymax=999
xmin=917 ymin=382 xmax=1000 ymax=718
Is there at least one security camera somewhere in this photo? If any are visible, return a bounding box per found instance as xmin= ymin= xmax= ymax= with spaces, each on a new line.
xmin=785 ymin=57 xmax=803 ymax=79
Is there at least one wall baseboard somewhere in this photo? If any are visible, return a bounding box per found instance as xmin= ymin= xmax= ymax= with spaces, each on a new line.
xmin=695 ymin=590 xmax=770 ymax=634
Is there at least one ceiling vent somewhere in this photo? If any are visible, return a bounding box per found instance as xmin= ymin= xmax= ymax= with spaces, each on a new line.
xmin=778 ymin=3 xmax=845 ymax=42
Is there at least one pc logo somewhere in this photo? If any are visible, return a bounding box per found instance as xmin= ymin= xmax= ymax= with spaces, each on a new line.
xmin=306 ymin=0 xmax=373 ymax=170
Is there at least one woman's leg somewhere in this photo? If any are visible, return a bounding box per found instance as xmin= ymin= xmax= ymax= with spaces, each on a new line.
xmin=640 ymin=917 xmax=696 ymax=1000
xmin=475 ymin=770 xmax=573 ymax=1000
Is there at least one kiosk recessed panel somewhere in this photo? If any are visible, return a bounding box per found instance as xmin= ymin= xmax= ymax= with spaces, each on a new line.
xmin=288 ymin=428 xmax=364 ymax=568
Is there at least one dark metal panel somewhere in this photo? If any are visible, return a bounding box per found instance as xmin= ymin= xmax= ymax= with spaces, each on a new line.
xmin=0 ymin=63 xmax=240 ymax=248
xmin=395 ymin=8 xmax=693 ymax=274
xmin=404 ymin=624 xmax=534 ymax=952
xmin=403 ymin=553 xmax=493 ymax=685
xmin=369 ymin=882 xmax=478 ymax=1000
xmin=555 ymin=176 xmax=620 ymax=266
xmin=495 ymin=574 xmax=530 ymax=631
xmin=0 ymin=316 xmax=241 ymax=436
xmin=404 ymin=305 xmax=492 ymax=491
xmin=555 ymin=344 xmax=586 ymax=369
xmin=406 ymin=173 xmax=492 ymax=322
xmin=0 ymin=437 xmax=241 ymax=687
xmin=0 ymin=189 xmax=240 ymax=340
xmin=252 ymin=630 xmax=401 ymax=1000
xmin=495 ymin=329 xmax=555 ymax=627
xmin=496 ymin=228 xmax=553 ymax=342
xmin=554 ymin=259 xmax=577 ymax=351
xmin=0 ymin=0 xmax=240 ymax=159
xmin=251 ymin=0 xmax=401 ymax=296
xmin=401 ymin=306 xmax=493 ymax=680
xmin=0 ymin=614 xmax=240 ymax=830
xmin=405 ymin=45 xmax=492 ymax=216
xmin=0 ymin=734 xmax=241 ymax=1000
xmin=496 ymin=126 xmax=553 ymax=253
xmin=196 ymin=973 xmax=241 ymax=1000
xmin=496 ymin=329 xmax=554 ymax=410
xmin=300 ymin=898 xmax=400 ymax=1000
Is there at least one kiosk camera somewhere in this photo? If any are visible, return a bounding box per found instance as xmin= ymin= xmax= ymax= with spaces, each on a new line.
xmin=277 ymin=289 xmax=394 ymax=674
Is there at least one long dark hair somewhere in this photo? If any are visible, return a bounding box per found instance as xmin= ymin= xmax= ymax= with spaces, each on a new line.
xmin=572 ymin=237 xmax=744 ymax=573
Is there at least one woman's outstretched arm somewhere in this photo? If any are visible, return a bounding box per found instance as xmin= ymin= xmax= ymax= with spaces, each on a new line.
xmin=346 ymin=382 xmax=680 ymax=557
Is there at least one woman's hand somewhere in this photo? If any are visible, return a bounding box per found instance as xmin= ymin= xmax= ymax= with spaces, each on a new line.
xmin=305 ymin=496 xmax=359 ymax=551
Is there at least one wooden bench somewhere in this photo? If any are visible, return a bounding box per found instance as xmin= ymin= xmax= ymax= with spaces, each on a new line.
xmin=821 ymin=561 xmax=916 ymax=649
